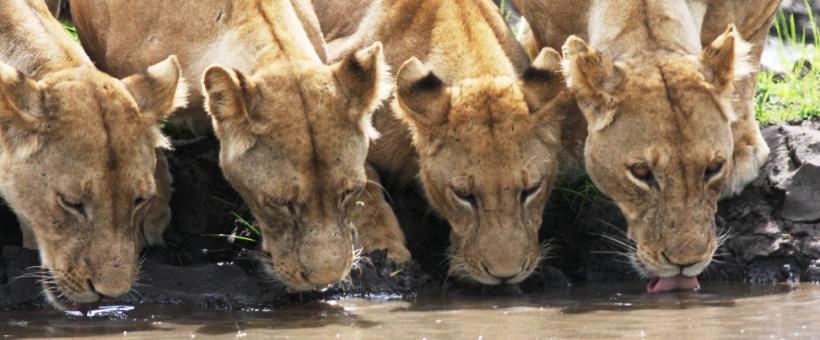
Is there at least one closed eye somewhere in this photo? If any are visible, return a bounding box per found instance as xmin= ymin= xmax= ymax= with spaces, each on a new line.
xmin=451 ymin=188 xmax=477 ymax=207
xmin=57 ymin=193 xmax=85 ymax=218
xmin=268 ymin=198 xmax=298 ymax=215
xmin=520 ymin=181 xmax=543 ymax=204
xmin=340 ymin=185 xmax=365 ymax=205
xmin=704 ymin=159 xmax=725 ymax=182
xmin=133 ymin=194 xmax=155 ymax=211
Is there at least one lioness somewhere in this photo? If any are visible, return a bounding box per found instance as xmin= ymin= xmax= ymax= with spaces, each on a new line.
xmin=0 ymin=0 xmax=185 ymax=309
xmin=319 ymin=0 xmax=569 ymax=284
xmin=71 ymin=0 xmax=393 ymax=291
xmin=513 ymin=0 xmax=779 ymax=291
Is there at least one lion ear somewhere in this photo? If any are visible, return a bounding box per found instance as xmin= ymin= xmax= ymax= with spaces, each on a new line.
xmin=334 ymin=42 xmax=393 ymax=116
xmin=202 ymin=65 xmax=257 ymax=161
xmin=0 ymin=61 xmax=47 ymax=159
xmin=520 ymin=47 xmax=564 ymax=113
xmin=700 ymin=25 xmax=752 ymax=93
xmin=123 ymin=55 xmax=188 ymax=125
xmin=393 ymin=57 xmax=451 ymax=130
xmin=561 ymin=36 xmax=623 ymax=132
xmin=333 ymin=42 xmax=392 ymax=140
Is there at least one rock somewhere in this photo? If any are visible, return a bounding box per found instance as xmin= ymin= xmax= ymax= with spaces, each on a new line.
xmin=781 ymin=163 xmax=820 ymax=222
xmin=717 ymin=121 xmax=820 ymax=281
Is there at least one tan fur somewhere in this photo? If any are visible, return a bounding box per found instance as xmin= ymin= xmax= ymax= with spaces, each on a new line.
xmin=0 ymin=0 xmax=184 ymax=309
xmin=72 ymin=0 xmax=393 ymax=291
xmin=312 ymin=0 xmax=374 ymax=43
xmin=514 ymin=0 xmax=779 ymax=278
xmin=318 ymin=0 xmax=567 ymax=284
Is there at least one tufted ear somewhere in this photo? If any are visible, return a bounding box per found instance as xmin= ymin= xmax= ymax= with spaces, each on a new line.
xmin=122 ymin=55 xmax=188 ymax=125
xmin=700 ymin=25 xmax=752 ymax=94
xmin=0 ymin=61 xmax=47 ymax=159
xmin=333 ymin=42 xmax=392 ymax=140
xmin=393 ymin=57 xmax=451 ymax=130
xmin=561 ymin=36 xmax=624 ymax=132
xmin=520 ymin=47 xmax=564 ymax=113
xmin=202 ymin=65 xmax=257 ymax=161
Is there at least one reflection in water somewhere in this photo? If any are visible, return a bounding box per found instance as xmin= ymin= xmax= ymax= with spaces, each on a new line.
xmin=64 ymin=305 xmax=135 ymax=318
xmin=2 ymin=283 xmax=818 ymax=339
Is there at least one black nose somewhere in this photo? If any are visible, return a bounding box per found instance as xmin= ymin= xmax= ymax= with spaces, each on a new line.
xmin=662 ymin=251 xmax=699 ymax=269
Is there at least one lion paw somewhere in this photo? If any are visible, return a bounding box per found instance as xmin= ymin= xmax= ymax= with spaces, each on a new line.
xmin=725 ymin=133 xmax=770 ymax=197
xmin=140 ymin=150 xmax=173 ymax=249
xmin=352 ymin=201 xmax=411 ymax=263
xmin=18 ymin=215 xmax=38 ymax=250
xmin=361 ymin=235 xmax=412 ymax=263
xmin=140 ymin=203 xmax=170 ymax=248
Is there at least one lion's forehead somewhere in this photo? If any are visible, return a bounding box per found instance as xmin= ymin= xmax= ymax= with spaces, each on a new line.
xmin=42 ymin=101 xmax=155 ymax=197
xmin=449 ymin=77 xmax=529 ymax=121
xmin=437 ymin=142 xmax=546 ymax=181
xmin=253 ymin=65 xmax=357 ymax=131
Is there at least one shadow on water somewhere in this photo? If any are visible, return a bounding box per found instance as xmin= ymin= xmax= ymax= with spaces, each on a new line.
xmin=192 ymin=301 xmax=380 ymax=336
xmin=2 ymin=301 xmax=379 ymax=338
xmin=392 ymin=282 xmax=798 ymax=315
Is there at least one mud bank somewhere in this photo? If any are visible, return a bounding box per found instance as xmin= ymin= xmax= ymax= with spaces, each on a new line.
xmin=1 ymin=120 xmax=818 ymax=310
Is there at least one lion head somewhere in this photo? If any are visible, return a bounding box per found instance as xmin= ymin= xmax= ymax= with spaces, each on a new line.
xmin=561 ymin=26 xmax=751 ymax=280
xmin=202 ymin=42 xmax=391 ymax=291
xmin=393 ymin=48 xmax=567 ymax=285
xmin=0 ymin=56 xmax=186 ymax=309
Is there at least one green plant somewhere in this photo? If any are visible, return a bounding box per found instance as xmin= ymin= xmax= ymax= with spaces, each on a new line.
xmin=204 ymin=212 xmax=261 ymax=244
xmin=552 ymin=170 xmax=603 ymax=208
xmin=160 ymin=120 xmax=197 ymax=140
xmin=498 ymin=0 xmax=529 ymax=38
xmin=755 ymin=1 xmax=820 ymax=125
xmin=61 ymin=20 xmax=79 ymax=44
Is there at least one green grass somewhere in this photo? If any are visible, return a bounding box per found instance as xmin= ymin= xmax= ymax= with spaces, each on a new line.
xmin=61 ymin=20 xmax=79 ymax=44
xmin=499 ymin=0 xmax=528 ymax=37
xmin=160 ymin=120 xmax=197 ymax=140
xmin=755 ymin=2 xmax=820 ymax=125
xmin=204 ymin=212 xmax=262 ymax=244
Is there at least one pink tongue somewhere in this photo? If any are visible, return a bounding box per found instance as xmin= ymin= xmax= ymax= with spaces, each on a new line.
xmin=646 ymin=275 xmax=700 ymax=293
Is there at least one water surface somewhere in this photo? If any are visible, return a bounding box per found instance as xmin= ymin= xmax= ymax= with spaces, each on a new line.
xmin=2 ymin=283 xmax=818 ymax=339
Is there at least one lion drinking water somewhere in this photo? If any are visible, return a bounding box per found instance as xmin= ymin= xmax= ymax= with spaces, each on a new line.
xmin=514 ymin=0 xmax=779 ymax=292
xmin=71 ymin=0 xmax=393 ymax=291
xmin=0 ymin=0 xmax=186 ymax=309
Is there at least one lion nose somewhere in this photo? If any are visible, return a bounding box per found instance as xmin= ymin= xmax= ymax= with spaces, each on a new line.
xmin=662 ymin=251 xmax=700 ymax=269
xmin=481 ymin=261 xmax=522 ymax=284
xmin=87 ymin=280 xmax=116 ymax=299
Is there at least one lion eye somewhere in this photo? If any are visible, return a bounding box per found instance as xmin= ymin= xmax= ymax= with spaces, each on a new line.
xmin=520 ymin=182 xmax=542 ymax=203
xmin=628 ymin=163 xmax=658 ymax=189
xmin=704 ymin=160 xmax=725 ymax=181
xmin=341 ymin=185 xmax=365 ymax=205
xmin=269 ymin=198 xmax=298 ymax=215
xmin=134 ymin=194 xmax=153 ymax=209
xmin=452 ymin=189 xmax=477 ymax=207
xmin=58 ymin=194 xmax=86 ymax=218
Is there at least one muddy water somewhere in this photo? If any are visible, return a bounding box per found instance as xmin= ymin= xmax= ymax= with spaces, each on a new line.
xmin=2 ymin=283 xmax=818 ymax=339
